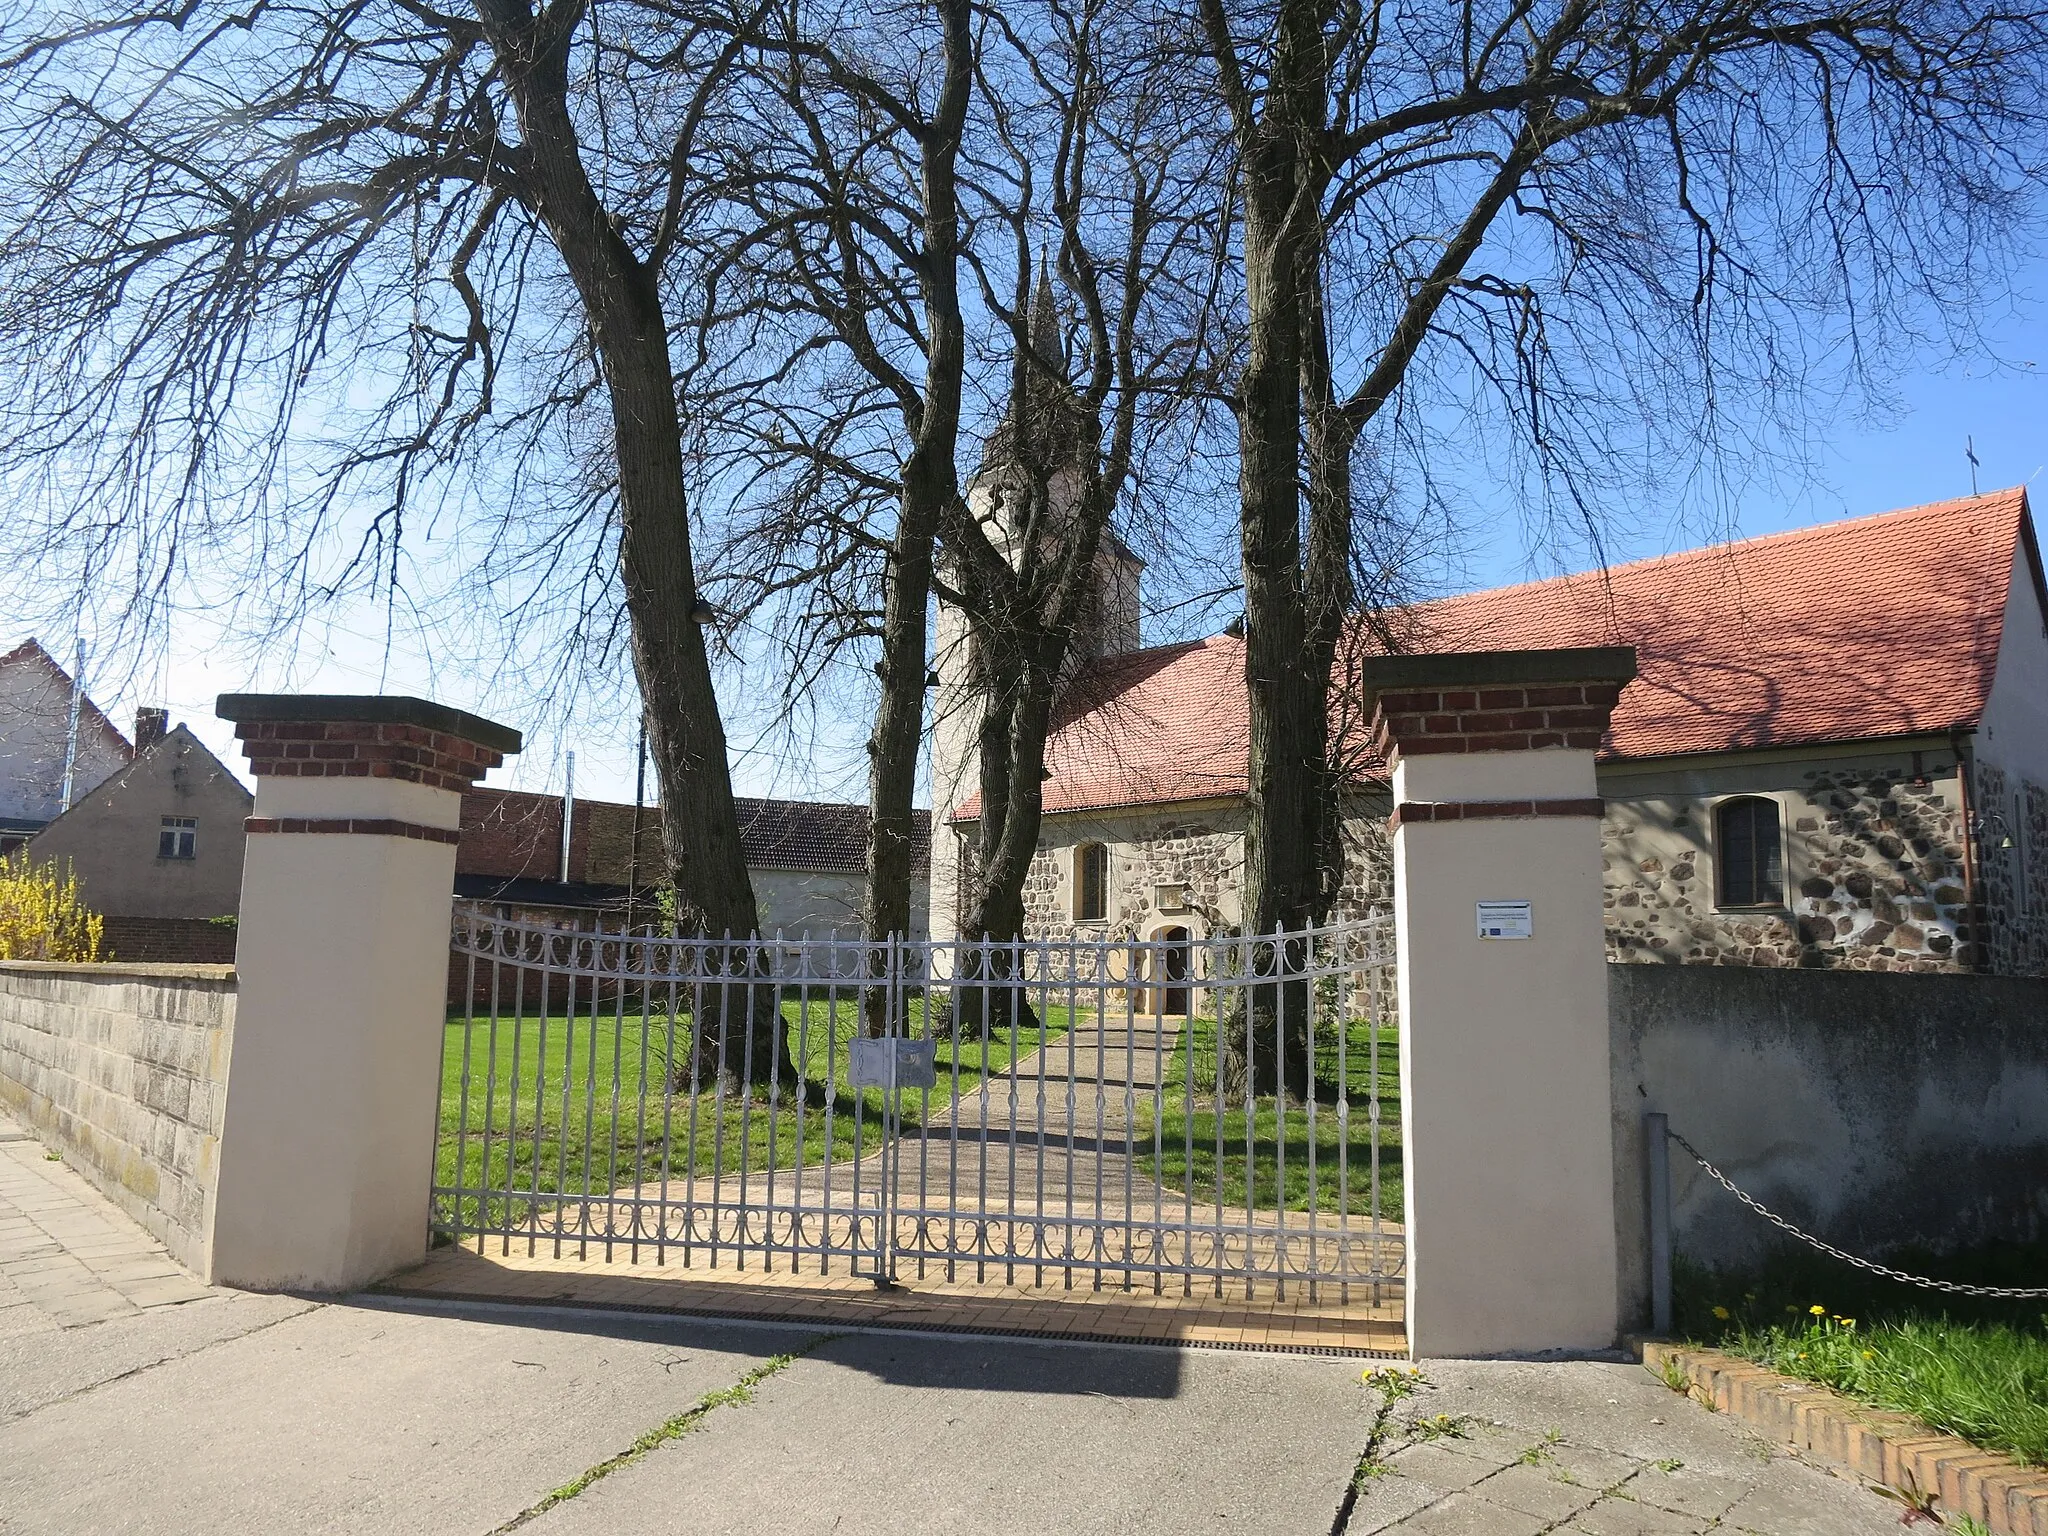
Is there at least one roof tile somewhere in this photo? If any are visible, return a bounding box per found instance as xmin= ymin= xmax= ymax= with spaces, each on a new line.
xmin=981 ymin=489 xmax=2029 ymax=818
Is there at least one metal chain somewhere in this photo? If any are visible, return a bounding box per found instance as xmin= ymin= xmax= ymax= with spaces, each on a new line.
xmin=1666 ymin=1128 xmax=2048 ymax=1301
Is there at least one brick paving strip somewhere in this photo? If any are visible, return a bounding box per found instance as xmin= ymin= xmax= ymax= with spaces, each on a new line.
xmin=1641 ymin=1341 xmax=2048 ymax=1534
xmin=0 ymin=1109 xmax=217 ymax=1335
xmin=376 ymin=1241 xmax=1408 ymax=1354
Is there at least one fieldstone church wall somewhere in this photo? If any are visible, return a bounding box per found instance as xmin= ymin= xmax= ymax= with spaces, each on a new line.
xmin=1975 ymin=762 xmax=2048 ymax=977
xmin=1016 ymin=801 xmax=1394 ymax=940
xmin=1005 ymin=756 xmax=2047 ymax=977
xmin=1604 ymin=763 xmax=1973 ymax=973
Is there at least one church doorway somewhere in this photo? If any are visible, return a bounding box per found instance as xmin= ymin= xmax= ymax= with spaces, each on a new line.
xmin=1148 ymin=924 xmax=1192 ymax=1015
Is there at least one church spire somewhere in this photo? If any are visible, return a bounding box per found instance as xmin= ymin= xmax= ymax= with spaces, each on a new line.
xmin=1029 ymin=256 xmax=1062 ymax=374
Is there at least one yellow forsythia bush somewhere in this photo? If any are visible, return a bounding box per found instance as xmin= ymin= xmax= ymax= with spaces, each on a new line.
xmin=0 ymin=850 xmax=106 ymax=962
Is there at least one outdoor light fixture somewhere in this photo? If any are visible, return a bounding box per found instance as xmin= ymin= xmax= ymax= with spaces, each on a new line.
xmin=1978 ymin=810 xmax=2017 ymax=851
xmin=925 ymin=669 xmax=941 ymax=688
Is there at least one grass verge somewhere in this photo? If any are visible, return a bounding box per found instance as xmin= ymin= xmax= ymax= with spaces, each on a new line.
xmin=1674 ymin=1242 xmax=2048 ymax=1468
xmin=1135 ymin=1011 xmax=1404 ymax=1220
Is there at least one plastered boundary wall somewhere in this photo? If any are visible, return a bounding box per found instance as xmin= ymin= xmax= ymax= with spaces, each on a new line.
xmin=0 ymin=961 xmax=236 ymax=1275
xmin=1611 ymin=963 xmax=2048 ymax=1327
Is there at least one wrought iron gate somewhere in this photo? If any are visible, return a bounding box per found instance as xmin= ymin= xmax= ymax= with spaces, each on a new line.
xmin=434 ymin=907 xmax=1401 ymax=1301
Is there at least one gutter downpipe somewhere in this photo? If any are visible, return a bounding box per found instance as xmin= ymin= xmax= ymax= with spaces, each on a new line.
xmin=1952 ymin=728 xmax=1983 ymax=972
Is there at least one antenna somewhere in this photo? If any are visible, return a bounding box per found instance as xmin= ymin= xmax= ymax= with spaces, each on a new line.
xmin=1967 ymin=436 xmax=1981 ymax=497
xmin=559 ymin=750 xmax=576 ymax=884
xmin=57 ymin=638 xmax=85 ymax=812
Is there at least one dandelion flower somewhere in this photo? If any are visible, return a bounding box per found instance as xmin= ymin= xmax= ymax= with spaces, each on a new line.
xmin=1809 ymin=1304 xmax=1827 ymax=1316
xmin=1712 ymin=1306 xmax=1730 ymax=1321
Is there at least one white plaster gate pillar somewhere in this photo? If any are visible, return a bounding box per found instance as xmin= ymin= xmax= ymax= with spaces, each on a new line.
xmin=208 ymin=694 xmax=520 ymax=1291
xmin=1361 ymin=647 xmax=1637 ymax=1357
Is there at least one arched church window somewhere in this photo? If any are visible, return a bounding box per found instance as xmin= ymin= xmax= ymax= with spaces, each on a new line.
xmin=1715 ymin=797 xmax=1784 ymax=908
xmin=1074 ymin=843 xmax=1108 ymax=922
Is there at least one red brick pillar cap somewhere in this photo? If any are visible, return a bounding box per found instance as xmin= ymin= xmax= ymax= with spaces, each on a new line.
xmin=1360 ymin=645 xmax=1637 ymax=763
xmin=216 ymin=693 xmax=522 ymax=791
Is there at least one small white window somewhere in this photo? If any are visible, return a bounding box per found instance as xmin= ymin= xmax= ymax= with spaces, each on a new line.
xmin=159 ymin=817 xmax=196 ymax=860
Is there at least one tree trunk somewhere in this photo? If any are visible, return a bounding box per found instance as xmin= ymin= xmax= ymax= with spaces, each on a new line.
xmin=860 ymin=0 xmax=970 ymax=1037
xmin=1215 ymin=0 xmax=1338 ymax=1101
xmin=946 ymin=649 xmax=1051 ymax=1036
xmin=482 ymin=9 xmax=787 ymax=1086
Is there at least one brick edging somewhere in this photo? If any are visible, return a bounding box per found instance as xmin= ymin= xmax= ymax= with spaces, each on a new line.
xmin=1639 ymin=1341 xmax=2048 ymax=1532
xmin=1389 ymin=797 xmax=1603 ymax=828
xmin=245 ymin=816 xmax=460 ymax=845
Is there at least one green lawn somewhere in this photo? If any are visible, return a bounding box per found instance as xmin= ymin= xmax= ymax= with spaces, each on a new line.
xmin=1675 ymin=1243 xmax=2048 ymax=1467
xmin=1136 ymin=1011 xmax=1403 ymax=1221
xmin=434 ymin=994 xmax=1068 ymax=1234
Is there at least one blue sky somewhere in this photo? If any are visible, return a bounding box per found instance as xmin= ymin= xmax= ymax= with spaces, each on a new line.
xmin=56 ymin=260 xmax=2048 ymax=812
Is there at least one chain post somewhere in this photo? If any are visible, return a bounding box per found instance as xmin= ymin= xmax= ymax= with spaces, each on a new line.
xmin=1646 ymin=1112 xmax=1672 ymax=1335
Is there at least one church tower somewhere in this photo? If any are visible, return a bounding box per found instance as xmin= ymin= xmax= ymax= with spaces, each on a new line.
xmin=927 ymin=272 xmax=1143 ymax=943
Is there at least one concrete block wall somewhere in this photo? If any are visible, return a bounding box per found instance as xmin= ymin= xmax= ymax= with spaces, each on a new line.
xmin=1611 ymin=962 xmax=2048 ymax=1330
xmin=0 ymin=961 xmax=236 ymax=1274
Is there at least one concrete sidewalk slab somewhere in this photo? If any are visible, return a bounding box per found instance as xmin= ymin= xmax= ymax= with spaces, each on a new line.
xmin=0 ymin=1293 xmax=1930 ymax=1536
xmin=0 ymin=1303 xmax=805 ymax=1536
xmin=0 ymin=1288 xmax=313 ymax=1423
xmin=518 ymin=1327 xmax=1370 ymax=1536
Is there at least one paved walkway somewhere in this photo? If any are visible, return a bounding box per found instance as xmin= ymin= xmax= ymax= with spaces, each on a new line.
xmin=0 ymin=1110 xmax=1921 ymax=1535
xmin=1341 ymin=1358 xmax=1916 ymax=1536
xmin=0 ymin=1113 xmax=214 ymax=1334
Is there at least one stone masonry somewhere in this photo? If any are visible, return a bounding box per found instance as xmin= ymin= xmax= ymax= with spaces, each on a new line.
xmin=1009 ymin=756 xmax=2048 ymax=977
xmin=1605 ymin=764 xmax=1971 ymax=972
xmin=0 ymin=962 xmax=236 ymax=1273
xmin=1976 ymin=762 xmax=2048 ymax=977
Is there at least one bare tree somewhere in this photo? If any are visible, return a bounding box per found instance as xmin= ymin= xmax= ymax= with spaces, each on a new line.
xmin=661 ymin=0 xmax=973 ymax=970
xmin=0 ymin=1 xmax=803 ymax=1082
xmin=1190 ymin=0 xmax=2048 ymax=1090
xmin=671 ymin=0 xmax=1226 ymax=969
xmin=941 ymin=0 xmax=1229 ymax=952
xmin=1191 ymin=0 xmax=2048 ymax=929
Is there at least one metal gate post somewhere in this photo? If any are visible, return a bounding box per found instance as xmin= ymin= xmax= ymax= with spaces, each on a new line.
xmin=880 ymin=931 xmax=900 ymax=1284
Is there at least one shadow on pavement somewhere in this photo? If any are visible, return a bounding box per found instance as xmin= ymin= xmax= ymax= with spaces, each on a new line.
xmin=340 ymin=1289 xmax=1189 ymax=1398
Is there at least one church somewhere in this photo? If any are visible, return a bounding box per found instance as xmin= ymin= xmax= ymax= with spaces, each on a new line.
xmin=929 ymin=487 xmax=2048 ymax=979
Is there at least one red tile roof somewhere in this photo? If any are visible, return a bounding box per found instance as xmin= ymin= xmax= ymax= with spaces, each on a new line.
xmin=0 ymin=637 xmax=135 ymax=757
xmin=459 ymin=786 xmax=928 ymax=883
xmin=975 ymin=489 xmax=2033 ymax=819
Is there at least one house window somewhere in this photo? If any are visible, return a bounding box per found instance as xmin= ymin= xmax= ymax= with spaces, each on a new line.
xmin=1715 ymin=797 xmax=1782 ymax=908
xmin=1074 ymin=842 xmax=1108 ymax=922
xmin=159 ymin=817 xmax=196 ymax=860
